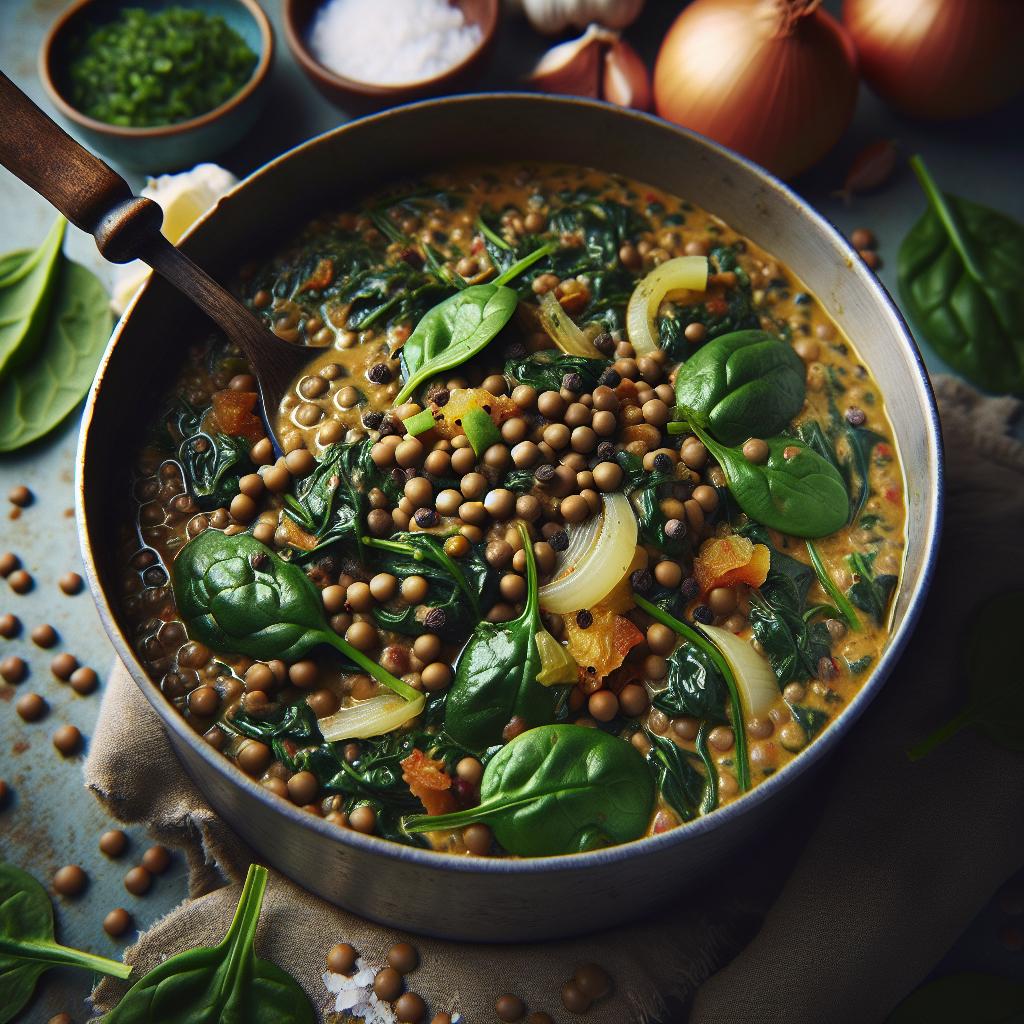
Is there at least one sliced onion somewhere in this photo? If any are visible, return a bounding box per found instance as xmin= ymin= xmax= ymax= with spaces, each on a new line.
xmin=625 ymin=255 xmax=708 ymax=355
xmin=318 ymin=692 xmax=425 ymax=741
xmin=701 ymin=624 xmax=777 ymax=718
xmin=537 ymin=291 xmax=603 ymax=357
xmin=535 ymin=630 xmax=578 ymax=686
xmin=539 ymin=492 xmax=637 ymax=613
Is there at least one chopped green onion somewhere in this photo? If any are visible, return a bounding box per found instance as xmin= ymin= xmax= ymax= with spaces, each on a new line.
xmin=461 ymin=406 xmax=502 ymax=456
xmin=403 ymin=408 xmax=437 ymax=437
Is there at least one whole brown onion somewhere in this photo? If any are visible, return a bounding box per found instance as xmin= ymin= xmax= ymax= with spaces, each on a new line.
xmin=653 ymin=0 xmax=859 ymax=180
xmin=843 ymin=0 xmax=1024 ymax=120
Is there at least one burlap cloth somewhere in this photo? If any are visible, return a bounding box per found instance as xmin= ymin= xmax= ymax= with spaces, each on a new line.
xmin=86 ymin=376 xmax=1024 ymax=1023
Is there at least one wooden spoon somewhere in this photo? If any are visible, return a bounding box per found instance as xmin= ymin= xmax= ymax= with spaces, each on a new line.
xmin=0 ymin=71 xmax=312 ymax=451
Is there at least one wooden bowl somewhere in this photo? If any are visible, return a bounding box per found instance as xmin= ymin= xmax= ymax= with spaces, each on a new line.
xmin=39 ymin=0 xmax=273 ymax=173
xmin=282 ymin=0 xmax=499 ymax=110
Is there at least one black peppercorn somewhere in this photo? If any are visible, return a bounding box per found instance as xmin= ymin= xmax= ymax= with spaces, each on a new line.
xmin=424 ymin=608 xmax=447 ymax=631
xmin=630 ymin=569 xmax=654 ymax=593
xmin=599 ymin=369 xmax=621 ymax=388
xmin=845 ymin=406 xmax=867 ymax=427
xmin=593 ymin=333 xmax=615 ymax=355
xmin=665 ymin=518 xmax=687 ymax=541
xmin=548 ymin=529 xmax=569 ymax=552
xmin=692 ymin=604 xmax=713 ymax=625
xmin=576 ymin=610 xmax=593 ymax=629
xmin=362 ymin=411 xmax=384 ymax=430
xmin=653 ymin=453 xmax=673 ymax=474
xmin=562 ymin=372 xmax=584 ymax=394
xmin=433 ymin=388 xmax=451 ymax=407
xmin=596 ymin=441 xmax=617 ymax=462
xmin=414 ymin=508 xmax=438 ymax=528
xmin=680 ymin=576 xmax=699 ymax=601
xmin=368 ymin=363 xmax=392 ymax=384
xmin=534 ymin=464 xmax=556 ymax=484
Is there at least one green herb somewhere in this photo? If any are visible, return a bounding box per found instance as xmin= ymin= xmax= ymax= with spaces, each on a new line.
xmin=899 ymin=155 xmax=1024 ymax=395
xmin=886 ymin=972 xmax=1024 ymax=1024
xmin=394 ymin=284 xmax=519 ymax=405
xmin=635 ymin=596 xmax=750 ymax=792
xmin=0 ymin=862 xmax=131 ymax=1024
xmin=443 ymin=524 xmax=558 ymax=750
xmin=503 ymin=351 xmax=607 ymax=392
xmin=102 ymin=864 xmax=313 ymax=1023
xmin=67 ymin=6 xmax=258 ymax=128
xmin=644 ymin=729 xmax=710 ymax=822
xmin=672 ymin=330 xmax=806 ymax=446
xmin=172 ymin=401 xmax=253 ymax=511
xmin=806 ymin=541 xmax=861 ymax=631
xmin=0 ymin=255 xmax=112 ymax=453
xmin=405 ymin=724 xmax=655 ymax=856
xmin=0 ymin=216 xmax=65 ymax=379
xmin=460 ymin=405 xmax=502 ymax=456
xmin=909 ymin=591 xmax=1024 ymax=759
xmin=616 ymin=451 xmax=689 ymax=556
xmin=788 ymin=704 xmax=830 ymax=740
xmin=846 ymin=550 xmax=897 ymax=624
xmin=402 ymin=408 xmax=437 ymax=436
xmin=652 ymin=643 xmax=729 ymax=723
xmin=171 ymin=529 xmax=419 ymax=703
xmin=688 ymin=422 xmax=849 ymax=538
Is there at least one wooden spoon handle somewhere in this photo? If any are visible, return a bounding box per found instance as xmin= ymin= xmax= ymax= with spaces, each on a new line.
xmin=0 ymin=70 xmax=162 ymax=263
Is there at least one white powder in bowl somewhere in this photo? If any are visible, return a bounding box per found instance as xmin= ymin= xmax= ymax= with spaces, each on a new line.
xmin=308 ymin=0 xmax=483 ymax=86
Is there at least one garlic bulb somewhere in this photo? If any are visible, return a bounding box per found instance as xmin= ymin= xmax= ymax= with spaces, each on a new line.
xmin=508 ymin=0 xmax=645 ymax=35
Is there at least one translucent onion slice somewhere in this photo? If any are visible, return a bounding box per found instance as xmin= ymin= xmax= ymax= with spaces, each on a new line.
xmin=539 ymin=492 xmax=638 ymax=614
xmin=318 ymin=692 xmax=425 ymax=741
xmin=537 ymin=291 xmax=603 ymax=357
xmin=535 ymin=630 xmax=578 ymax=686
xmin=701 ymin=624 xmax=778 ymax=718
xmin=625 ymin=255 xmax=709 ymax=355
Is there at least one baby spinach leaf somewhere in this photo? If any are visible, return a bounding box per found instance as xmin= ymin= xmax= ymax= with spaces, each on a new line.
xmin=443 ymin=525 xmax=557 ymax=750
xmin=737 ymin=523 xmax=815 ymax=609
xmin=645 ymin=730 xmax=707 ymax=823
xmin=899 ymin=155 xmax=1024 ymax=395
xmin=788 ymin=704 xmax=830 ymax=741
xmin=909 ymin=591 xmax=1024 ymax=759
xmin=102 ymin=863 xmax=314 ymax=1023
xmin=405 ymin=724 xmax=655 ymax=856
xmin=846 ymin=550 xmax=897 ymax=624
xmin=689 ymin=423 xmax=849 ymax=538
xmin=227 ymin=701 xmax=321 ymax=745
xmin=0 ymin=861 xmax=131 ymax=1024
xmin=616 ymin=450 xmax=689 ymax=555
xmin=748 ymin=590 xmax=831 ymax=686
xmin=673 ymin=330 xmax=806 ymax=446
xmin=0 ymin=258 xmax=112 ymax=452
xmin=886 ymin=972 xmax=1024 ymax=1024
xmin=172 ymin=529 xmax=419 ymax=702
xmin=653 ymin=643 xmax=729 ymax=724
xmin=0 ymin=216 xmax=66 ymax=379
xmin=504 ymin=350 xmax=607 ymax=392
xmin=635 ymin=596 xmax=750 ymax=793
xmin=173 ymin=401 xmax=253 ymax=511
xmin=395 ymin=283 xmax=518 ymax=404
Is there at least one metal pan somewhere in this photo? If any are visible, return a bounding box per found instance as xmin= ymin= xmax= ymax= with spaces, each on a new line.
xmin=77 ymin=94 xmax=943 ymax=942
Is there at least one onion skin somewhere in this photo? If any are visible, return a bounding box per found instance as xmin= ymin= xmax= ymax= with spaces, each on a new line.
xmin=653 ymin=0 xmax=859 ymax=180
xmin=843 ymin=0 xmax=1024 ymax=120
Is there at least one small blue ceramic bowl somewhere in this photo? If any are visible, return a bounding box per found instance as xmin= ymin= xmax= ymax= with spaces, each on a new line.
xmin=39 ymin=0 xmax=273 ymax=174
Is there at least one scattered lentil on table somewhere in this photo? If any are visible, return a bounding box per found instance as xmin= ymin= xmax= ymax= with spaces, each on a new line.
xmin=52 ymin=864 xmax=87 ymax=897
xmin=52 ymin=724 xmax=83 ymax=756
xmin=100 ymin=829 xmax=129 ymax=858
xmin=15 ymin=692 xmax=46 ymax=721
xmin=7 ymin=484 xmax=32 ymax=507
xmin=103 ymin=906 xmax=133 ymax=937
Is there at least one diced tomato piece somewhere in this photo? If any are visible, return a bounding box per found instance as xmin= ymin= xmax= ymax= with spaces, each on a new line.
xmin=210 ymin=390 xmax=264 ymax=443
xmin=431 ymin=388 xmax=519 ymax=440
xmin=274 ymin=515 xmax=317 ymax=552
xmin=704 ymin=295 xmax=728 ymax=317
xmin=563 ymin=608 xmax=644 ymax=682
xmin=694 ymin=535 xmax=770 ymax=594
xmin=401 ymin=748 xmax=457 ymax=817
xmin=298 ymin=257 xmax=334 ymax=293
xmin=885 ymin=486 xmax=900 ymax=503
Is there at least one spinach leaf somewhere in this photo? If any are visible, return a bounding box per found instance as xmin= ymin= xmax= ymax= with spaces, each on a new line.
xmin=673 ymin=330 xmax=806 ymax=446
xmin=173 ymin=402 xmax=253 ymax=511
xmin=635 ymin=596 xmax=750 ymax=792
xmin=899 ymin=155 xmax=1024 ymax=395
xmin=443 ymin=525 xmax=558 ymax=750
xmin=616 ymin=451 xmax=689 ymax=555
xmin=0 ymin=862 xmax=131 ymax=1023
xmin=689 ymin=423 xmax=849 ymax=538
xmin=695 ymin=724 xmax=718 ymax=814
xmin=806 ymin=541 xmax=862 ymax=631
xmin=653 ymin=642 xmax=729 ymax=723
xmin=171 ymin=529 xmax=419 ymax=702
xmin=0 ymin=258 xmax=112 ymax=452
xmin=846 ymin=550 xmax=897 ymax=624
xmin=228 ymin=701 xmax=321 ymax=745
xmin=645 ymin=730 xmax=708 ymax=823
xmin=0 ymin=216 xmax=66 ymax=378
xmin=102 ymin=864 xmax=313 ymax=1023
xmin=909 ymin=591 xmax=1024 ymax=759
xmin=548 ymin=196 xmax=649 ymax=269
xmin=737 ymin=523 xmax=815 ymax=609
xmin=749 ymin=590 xmax=831 ymax=686
xmin=504 ymin=350 xmax=607 ymax=392
xmin=405 ymin=724 xmax=655 ymax=856
xmin=886 ymin=972 xmax=1024 ymax=1024
xmin=788 ymin=704 xmax=830 ymax=740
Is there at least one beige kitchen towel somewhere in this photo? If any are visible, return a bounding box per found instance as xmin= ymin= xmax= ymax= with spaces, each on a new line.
xmin=87 ymin=375 xmax=1024 ymax=1023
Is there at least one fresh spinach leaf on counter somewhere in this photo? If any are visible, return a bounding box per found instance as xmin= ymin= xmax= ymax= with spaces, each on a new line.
xmin=0 ymin=256 xmax=112 ymax=453
xmin=899 ymin=155 xmax=1024 ymax=395
xmin=504 ymin=350 xmax=607 ymax=392
xmin=673 ymin=330 xmax=806 ymax=446
xmin=0 ymin=862 xmax=131 ymax=1024
xmin=102 ymin=864 xmax=314 ymax=1023
xmin=172 ymin=530 xmax=420 ymax=702
xmin=406 ymin=724 xmax=655 ymax=856
xmin=616 ymin=450 xmax=689 ymax=556
xmin=645 ymin=729 xmax=708 ymax=823
xmin=653 ymin=642 xmax=729 ymax=724
xmin=846 ymin=550 xmax=897 ymax=624
xmin=174 ymin=401 xmax=253 ymax=511
xmin=909 ymin=593 xmax=1024 ymax=761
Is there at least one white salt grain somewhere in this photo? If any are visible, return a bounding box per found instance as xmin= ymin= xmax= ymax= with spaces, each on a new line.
xmin=308 ymin=0 xmax=482 ymax=86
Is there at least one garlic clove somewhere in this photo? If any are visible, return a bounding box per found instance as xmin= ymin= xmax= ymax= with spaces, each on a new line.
xmin=602 ymin=38 xmax=651 ymax=111
xmin=528 ymin=23 xmax=616 ymax=98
